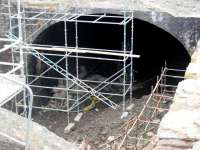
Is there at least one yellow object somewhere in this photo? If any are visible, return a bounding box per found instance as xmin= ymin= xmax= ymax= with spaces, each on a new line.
xmin=83 ymin=96 xmax=100 ymax=112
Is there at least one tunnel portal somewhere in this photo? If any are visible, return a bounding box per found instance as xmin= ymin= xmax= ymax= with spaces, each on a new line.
xmin=29 ymin=15 xmax=191 ymax=103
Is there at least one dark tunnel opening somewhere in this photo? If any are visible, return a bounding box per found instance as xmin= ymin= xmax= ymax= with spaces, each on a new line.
xmin=133 ymin=19 xmax=190 ymax=82
xmin=29 ymin=15 xmax=191 ymax=104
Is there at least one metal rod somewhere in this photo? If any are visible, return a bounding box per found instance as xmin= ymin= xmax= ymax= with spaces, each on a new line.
xmin=75 ymin=15 xmax=79 ymax=113
xmin=5 ymin=64 xmax=22 ymax=75
xmin=21 ymin=45 xmax=140 ymax=58
xmin=0 ymin=132 xmax=25 ymax=146
xmin=0 ymin=41 xmax=19 ymax=53
xmin=0 ymin=74 xmax=33 ymax=150
xmin=0 ymin=62 xmax=20 ymax=66
xmin=123 ymin=11 xmax=127 ymax=113
xmin=64 ymin=19 xmax=70 ymax=124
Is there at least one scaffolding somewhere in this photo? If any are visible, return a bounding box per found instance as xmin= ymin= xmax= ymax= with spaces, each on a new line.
xmin=0 ymin=2 xmax=33 ymax=148
xmin=101 ymin=66 xmax=186 ymax=150
xmin=2 ymin=0 xmax=140 ymax=126
xmin=0 ymin=74 xmax=33 ymax=150
xmin=0 ymin=0 xmax=189 ymax=149
xmin=0 ymin=0 xmax=139 ymax=148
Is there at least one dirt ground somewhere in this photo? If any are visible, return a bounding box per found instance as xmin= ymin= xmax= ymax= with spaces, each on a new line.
xmin=33 ymin=95 xmax=156 ymax=148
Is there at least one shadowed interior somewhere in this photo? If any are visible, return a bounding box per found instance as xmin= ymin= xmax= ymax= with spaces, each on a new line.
xmin=29 ymin=16 xmax=191 ymax=104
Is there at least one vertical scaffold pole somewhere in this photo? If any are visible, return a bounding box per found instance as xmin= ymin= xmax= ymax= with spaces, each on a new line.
xmin=123 ymin=11 xmax=127 ymax=113
xmin=64 ymin=19 xmax=70 ymax=125
xmin=17 ymin=0 xmax=29 ymax=149
xmin=75 ymin=6 xmax=79 ymax=114
xmin=130 ymin=1 xmax=134 ymax=105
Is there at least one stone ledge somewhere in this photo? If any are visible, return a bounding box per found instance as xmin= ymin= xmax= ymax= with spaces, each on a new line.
xmin=22 ymin=0 xmax=200 ymax=17
xmin=0 ymin=108 xmax=78 ymax=150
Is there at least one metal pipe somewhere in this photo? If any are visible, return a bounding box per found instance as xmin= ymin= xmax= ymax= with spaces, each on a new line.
xmin=22 ymin=45 xmax=140 ymax=58
xmin=0 ymin=74 xmax=33 ymax=150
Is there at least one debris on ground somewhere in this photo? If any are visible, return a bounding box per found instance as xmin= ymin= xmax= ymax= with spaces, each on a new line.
xmin=74 ymin=113 xmax=84 ymax=122
xmin=126 ymin=103 xmax=135 ymax=111
xmin=64 ymin=123 xmax=75 ymax=134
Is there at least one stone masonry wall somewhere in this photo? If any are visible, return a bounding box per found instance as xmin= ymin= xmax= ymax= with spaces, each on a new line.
xmin=154 ymin=41 xmax=200 ymax=149
xmin=0 ymin=1 xmax=200 ymax=53
xmin=0 ymin=0 xmax=10 ymax=48
xmin=0 ymin=0 xmax=9 ymax=38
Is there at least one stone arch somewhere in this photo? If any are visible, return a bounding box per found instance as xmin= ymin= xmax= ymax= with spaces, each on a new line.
xmin=28 ymin=13 xmax=191 ymax=105
xmin=30 ymin=11 xmax=188 ymax=53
